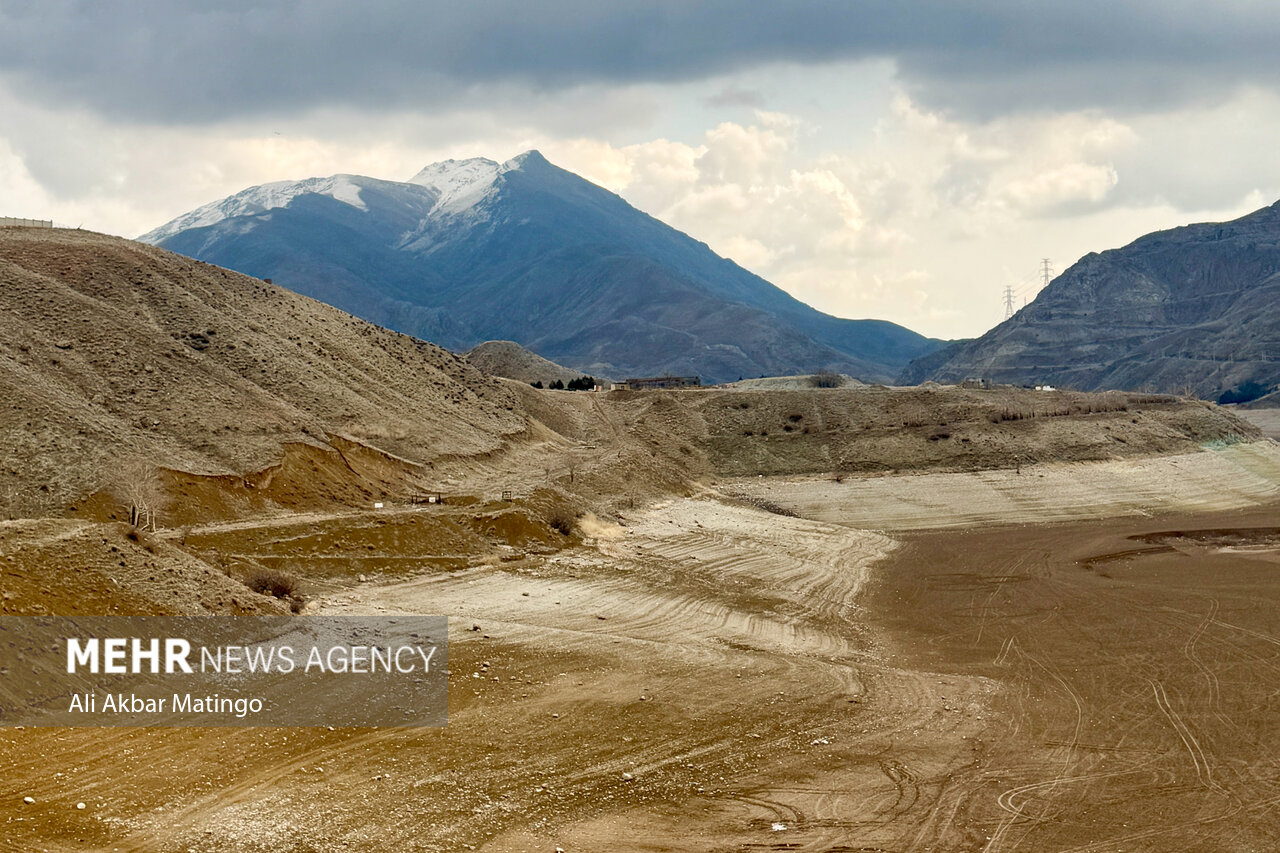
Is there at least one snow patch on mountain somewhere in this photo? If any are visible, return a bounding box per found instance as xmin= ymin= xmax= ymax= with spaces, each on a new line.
xmin=140 ymin=175 xmax=370 ymax=243
xmin=408 ymin=157 xmax=503 ymax=217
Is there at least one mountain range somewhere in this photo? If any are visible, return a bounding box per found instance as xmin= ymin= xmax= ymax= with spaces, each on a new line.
xmin=141 ymin=151 xmax=943 ymax=384
xmin=903 ymin=201 xmax=1280 ymax=398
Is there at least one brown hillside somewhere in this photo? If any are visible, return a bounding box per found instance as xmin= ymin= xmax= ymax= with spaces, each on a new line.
xmin=465 ymin=340 xmax=590 ymax=385
xmin=0 ymin=227 xmax=524 ymax=516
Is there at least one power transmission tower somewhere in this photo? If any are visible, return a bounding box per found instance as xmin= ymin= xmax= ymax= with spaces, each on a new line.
xmin=1003 ymin=285 xmax=1016 ymax=320
xmin=1040 ymin=258 xmax=1054 ymax=288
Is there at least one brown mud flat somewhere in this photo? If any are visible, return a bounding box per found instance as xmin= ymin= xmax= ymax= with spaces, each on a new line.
xmin=858 ymin=506 xmax=1280 ymax=852
xmin=5 ymin=491 xmax=1280 ymax=852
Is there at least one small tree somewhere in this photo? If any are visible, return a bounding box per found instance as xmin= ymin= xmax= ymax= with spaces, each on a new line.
xmin=1 ymin=483 xmax=17 ymax=520
xmin=113 ymin=460 xmax=168 ymax=531
xmin=549 ymin=379 xmax=565 ymax=390
xmin=530 ymin=380 xmax=544 ymax=389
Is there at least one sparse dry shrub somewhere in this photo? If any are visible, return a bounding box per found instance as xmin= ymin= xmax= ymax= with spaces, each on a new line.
xmin=810 ymin=370 xmax=842 ymax=389
xmin=243 ymin=569 xmax=304 ymax=611
xmin=548 ymin=514 xmax=574 ymax=536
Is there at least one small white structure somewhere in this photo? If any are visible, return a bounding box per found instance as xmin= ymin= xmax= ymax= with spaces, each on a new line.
xmin=1035 ymin=384 xmax=1056 ymax=392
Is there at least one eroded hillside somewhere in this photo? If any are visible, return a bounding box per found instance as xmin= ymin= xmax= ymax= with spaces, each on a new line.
xmin=0 ymin=228 xmax=524 ymax=516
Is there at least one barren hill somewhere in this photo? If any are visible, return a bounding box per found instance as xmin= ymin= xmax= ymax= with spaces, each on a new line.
xmin=0 ymin=227 xmax=524 ymax=516
xmin=902 ymin=200 xmax=1280 ymax=397
xmin=465 ymin=340 xmax=589 ymax=386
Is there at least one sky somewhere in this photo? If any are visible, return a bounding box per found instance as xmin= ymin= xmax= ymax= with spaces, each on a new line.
xmin=3 ymin=1 xmax=1280 ymax=340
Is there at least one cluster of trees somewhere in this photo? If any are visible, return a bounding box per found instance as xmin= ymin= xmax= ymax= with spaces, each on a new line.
xmin=530 ymin=375 xmax=598 ymax=391
xmin=1218 ymin=380 xmax=1272 ymax=405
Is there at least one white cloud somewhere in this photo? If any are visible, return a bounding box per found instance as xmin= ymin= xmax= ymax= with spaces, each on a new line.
xmin=998 ymin=162 xmax=1119 ymax=214
xmin=538 ymin=92 xmax=1268 ymax=338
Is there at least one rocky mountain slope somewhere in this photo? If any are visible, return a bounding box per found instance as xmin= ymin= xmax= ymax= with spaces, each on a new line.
xmin=902 ymin=200 xmax=1280 ymax=397
xmin=0 ymin=227 xmax=524 ymax=515
xmin=142 ymin=151 xmax=944 ymax=384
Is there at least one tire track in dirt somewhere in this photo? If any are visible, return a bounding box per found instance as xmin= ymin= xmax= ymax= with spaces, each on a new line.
xmin=107 ymin=497 xmax=902 ymax=851
xmin=1148 ymin=678 xmax=1223 ymax=795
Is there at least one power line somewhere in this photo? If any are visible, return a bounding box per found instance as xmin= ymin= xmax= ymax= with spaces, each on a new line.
xmin=1003 ymin=285 xmax=1016 ymax=320
xmin=1040 ymin=258 xmax=1054 ymax=289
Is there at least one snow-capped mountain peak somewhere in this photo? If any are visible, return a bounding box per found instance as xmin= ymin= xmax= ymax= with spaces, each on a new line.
xmin=140 ymin=175 xmax=371 ymax=243
xmin=407 ymin=151 xmax=550 ymax=217
xmin=140 ymin=152 xmax=553 ymax=244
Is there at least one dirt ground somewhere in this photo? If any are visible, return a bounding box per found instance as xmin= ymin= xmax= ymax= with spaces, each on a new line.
xmin=1233 ymin=406 xmax=1280 ymax=440
xmin=5 ymin=447 xmax=1280 ymax=852
xmin=728 ymin=441 xmax=1280 ymax=530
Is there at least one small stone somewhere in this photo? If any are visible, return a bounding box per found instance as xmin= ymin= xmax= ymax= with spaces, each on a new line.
xmin=76 ymin=802 xmax=86 ymax=810
xmin=23 ymin=796 xmax=34 ymax=804
xmin=621 ymin=772 xmax=634 ymax=782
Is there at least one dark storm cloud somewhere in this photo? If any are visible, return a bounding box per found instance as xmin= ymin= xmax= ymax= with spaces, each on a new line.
xmin=1 ymin=1 xmax=1276 ymax=122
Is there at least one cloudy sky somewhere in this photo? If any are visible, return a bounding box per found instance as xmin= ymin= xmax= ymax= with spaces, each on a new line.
xmin=3 ymin=1 xmax=1279 ymax=339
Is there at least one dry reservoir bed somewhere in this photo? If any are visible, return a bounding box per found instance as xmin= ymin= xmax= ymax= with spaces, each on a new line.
xmin=4 ymin=445 xmax=1280 ymax=851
